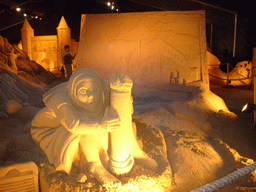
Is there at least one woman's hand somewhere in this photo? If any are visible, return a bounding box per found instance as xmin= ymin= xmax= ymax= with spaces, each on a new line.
xmin=100 ymin=107 xmax=120 ymax=132
xmin=100 ymin=117 xmax=120 ymax=132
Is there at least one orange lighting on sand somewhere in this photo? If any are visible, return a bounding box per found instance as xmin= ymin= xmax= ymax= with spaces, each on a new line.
xmin=108 ymin=172 xmax=173 ymax=192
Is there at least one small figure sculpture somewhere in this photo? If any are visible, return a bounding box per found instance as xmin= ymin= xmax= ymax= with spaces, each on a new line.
xmin=30 ymin=69 xmax=157 ymax=187
xmin=0 ymin=36 xmax=18 ymax=74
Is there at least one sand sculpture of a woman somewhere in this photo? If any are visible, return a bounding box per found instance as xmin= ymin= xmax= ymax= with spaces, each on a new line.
xmin=30 ymin=69 xmax=157 ymax=187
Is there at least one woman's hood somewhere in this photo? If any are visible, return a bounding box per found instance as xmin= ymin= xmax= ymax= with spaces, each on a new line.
xmin=43 ymin=69 xmax=106 ymax=113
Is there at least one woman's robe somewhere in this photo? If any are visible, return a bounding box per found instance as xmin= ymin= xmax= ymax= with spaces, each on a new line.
xmin=31 ymin=69 xmax=108 ymax=174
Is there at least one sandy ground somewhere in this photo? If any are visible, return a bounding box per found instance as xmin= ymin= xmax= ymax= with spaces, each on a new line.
xmin=210 ymin=85 xmax=256 ymax=161
xmin=209 ymin=85 xmax=256 ymax=191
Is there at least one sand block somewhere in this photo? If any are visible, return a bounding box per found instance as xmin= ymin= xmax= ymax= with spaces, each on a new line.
xmin=0 ymin=161 xmax=39 ymax=192
xmin=4 ymin=100 xmax=22 ymax=115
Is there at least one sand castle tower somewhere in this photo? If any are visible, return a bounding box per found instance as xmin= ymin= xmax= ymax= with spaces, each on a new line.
xmin=56 ymin=16 xmax=72 ymax=67
xmin=21 ymin=18 xmax=34 ymax=59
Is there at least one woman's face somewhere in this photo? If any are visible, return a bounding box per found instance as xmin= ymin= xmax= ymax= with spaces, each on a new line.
xmin=76 ymin=77 xmax=101 ymax=109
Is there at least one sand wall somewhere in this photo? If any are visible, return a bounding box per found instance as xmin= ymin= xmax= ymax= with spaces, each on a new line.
xmin=76 ymin=10 xmax=208 ymax=87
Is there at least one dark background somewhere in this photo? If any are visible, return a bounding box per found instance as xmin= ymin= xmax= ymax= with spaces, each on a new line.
xmin=1 ymin=0 xmax=256 ymax=60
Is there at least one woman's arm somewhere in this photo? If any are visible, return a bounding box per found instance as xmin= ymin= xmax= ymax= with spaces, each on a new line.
xmin=56 ymin=103 xmax=120 ymax=135
xmin=74 ymin=117 xmax=120 ymax=134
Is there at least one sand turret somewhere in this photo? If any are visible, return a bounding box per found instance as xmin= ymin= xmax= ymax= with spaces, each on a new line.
xmin=21 ymin=18 xmax=34 ymax=59
xmin=56 ymin=16 xmax=71 ymax=66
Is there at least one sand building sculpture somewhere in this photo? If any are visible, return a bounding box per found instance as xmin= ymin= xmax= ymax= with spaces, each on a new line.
xmin=20 ymin=16 xmax=79 ymax=72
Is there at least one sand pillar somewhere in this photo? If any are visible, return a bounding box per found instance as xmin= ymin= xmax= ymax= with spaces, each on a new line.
xmin=251 ymin=48 xmax=256 ymax=88
xmin=254 ymin=76 xmax=256 ymax=124
xmin=252 ymin=48 xmax=256 ymax=124
xmin=109 ymin=77 xmax=134 ymax=175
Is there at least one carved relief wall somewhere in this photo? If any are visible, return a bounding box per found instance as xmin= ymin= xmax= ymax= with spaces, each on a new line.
xmin=76 ymin=10 xmax=208 ymax=87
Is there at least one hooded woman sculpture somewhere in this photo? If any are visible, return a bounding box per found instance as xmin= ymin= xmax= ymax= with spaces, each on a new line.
xmin=30 ymin=69 xmax=157 ymax=187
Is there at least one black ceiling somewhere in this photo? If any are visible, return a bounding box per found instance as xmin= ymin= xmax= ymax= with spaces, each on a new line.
xmin=1 ymin=0 xmax=256 ymax=53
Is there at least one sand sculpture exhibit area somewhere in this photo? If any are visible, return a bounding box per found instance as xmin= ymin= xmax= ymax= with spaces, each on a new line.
xmin=1 ymin=36 xmax=256 ymax=191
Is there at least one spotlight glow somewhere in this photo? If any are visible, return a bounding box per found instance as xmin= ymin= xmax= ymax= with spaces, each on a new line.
xmin=16 ymin=7 xmax=21 ymax=12
xmin=242 ymin=103 xmax=248 ymax=112
xmin=241 ymin=103 xmax=256 ymax=113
